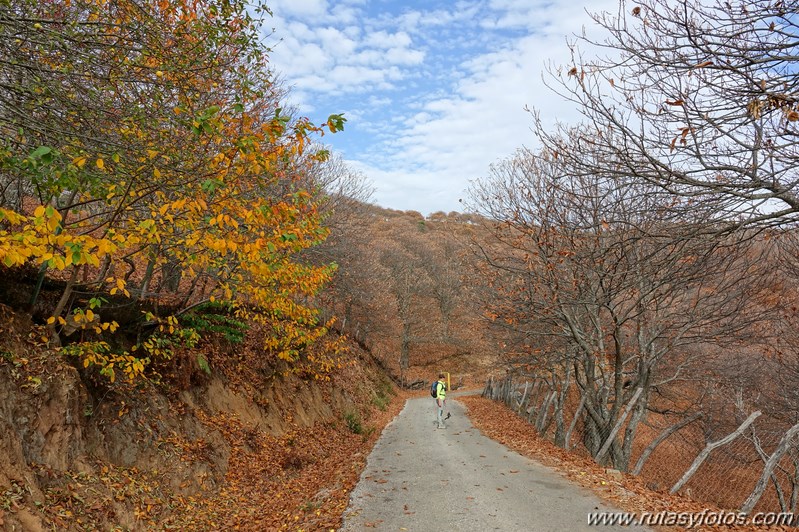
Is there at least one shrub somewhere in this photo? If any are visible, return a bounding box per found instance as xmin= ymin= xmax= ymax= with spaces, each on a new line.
xmin=343 ymin=411 xmax=363 ymax=434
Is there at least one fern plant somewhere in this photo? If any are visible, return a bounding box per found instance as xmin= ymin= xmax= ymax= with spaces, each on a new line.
xmin=179 ymin=301 xmax=249 ymax=344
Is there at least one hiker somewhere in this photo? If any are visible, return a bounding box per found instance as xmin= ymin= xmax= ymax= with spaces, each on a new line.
xmin=434 ymin=372 xmax=448 ymax=428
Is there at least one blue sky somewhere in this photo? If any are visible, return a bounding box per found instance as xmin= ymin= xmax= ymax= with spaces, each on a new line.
xmin=265 ymin=0 xmax=619 ymax=215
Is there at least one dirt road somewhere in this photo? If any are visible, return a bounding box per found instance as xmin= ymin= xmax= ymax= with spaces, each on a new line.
xmin=340 ymin=393 xmax=650 ymax=531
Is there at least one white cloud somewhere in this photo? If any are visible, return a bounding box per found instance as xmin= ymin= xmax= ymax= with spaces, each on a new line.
xmin=285 ymin=43 xmax=330 ymax=75
xmin=353 ymin=47 xmax=424 ymax=67
xmin=348 ymin=161 xmax=469 ymax=214
xmin=363 ymin=30 xmax=411 ymax=49
xmin=268 ymin=7 xmax=425 ymax=97
xmin=265 ymin=0 xmax=627 ymax=214
xmin=329 ymin=64 xmax=403 ymax=90
xmin=316 ymin=27 xmax=359 ymax=56
xmin=268 ymin=0 xmax=328 ymax=18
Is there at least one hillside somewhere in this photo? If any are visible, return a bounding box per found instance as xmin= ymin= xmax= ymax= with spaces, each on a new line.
xmin=0 ymin=297 xmax=405 ymax=530
xmin=320 ymin=205 xmax=501 ymax=387
xmin=0 ymin=201 xmax=505 ymax=530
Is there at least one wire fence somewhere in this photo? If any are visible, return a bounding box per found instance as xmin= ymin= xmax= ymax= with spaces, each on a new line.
xmin=483 ymin=373 xmax=799 ymax=515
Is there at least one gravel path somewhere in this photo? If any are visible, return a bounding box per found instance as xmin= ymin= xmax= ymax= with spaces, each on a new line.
xmin=340 ymin=393 xmax=651 ymax=531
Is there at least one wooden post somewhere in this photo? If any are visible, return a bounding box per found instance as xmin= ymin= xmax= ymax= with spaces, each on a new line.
xmin=564 ymin=394 xmax=586 ymax=451
xmin=671 ymin=411 xmax=761 ymax=494
xmin=741 ymin=420 xmax=799 ymax=514
xmin=517 ymin=382 xmax=530 ymax=414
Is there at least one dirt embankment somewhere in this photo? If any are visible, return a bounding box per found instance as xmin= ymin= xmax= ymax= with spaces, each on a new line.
xmin=0 ymin=304 xmax=404 ymax=530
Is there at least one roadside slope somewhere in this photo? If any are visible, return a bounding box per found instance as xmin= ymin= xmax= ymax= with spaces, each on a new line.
xmin=0 ymin=302 xmax=405 ymax=531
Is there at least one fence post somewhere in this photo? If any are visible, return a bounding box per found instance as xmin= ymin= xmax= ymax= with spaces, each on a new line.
xmin=517 ymin=381 xmax=530 ymax=414
xmin=564 ymin=394 xmax=586 ymax=451
xmin=740 ymin=420 xmax=799 ymax=514
xmin=671 ymin=411 xmax=761 ymax=494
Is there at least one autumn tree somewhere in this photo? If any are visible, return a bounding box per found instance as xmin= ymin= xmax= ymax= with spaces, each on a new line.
xmin=0 ymin=0 xmax=345 ymax=381
xmin=417 ymin=233 xmax=465 ymax=343
xmin=376 ymin=233 xmax=433 ymax=383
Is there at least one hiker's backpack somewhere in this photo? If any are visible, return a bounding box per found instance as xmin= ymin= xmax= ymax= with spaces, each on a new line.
xmin=430 ymin=380 xmax=445 ymax=398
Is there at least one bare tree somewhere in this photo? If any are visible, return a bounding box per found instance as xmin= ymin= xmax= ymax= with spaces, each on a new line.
xmin=470 ymin=140 xmax=774 ymax=470
xmin=538 ymin=0 xmax=799 ymax=228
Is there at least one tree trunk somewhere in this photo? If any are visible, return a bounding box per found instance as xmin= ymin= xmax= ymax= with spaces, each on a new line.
xmin=536 ymin=390 xmax=556 ymax=434
xmin=162 ymin=255 xmax=182 ymax=292
xmin=482 ymin=376 xmax=492 ymax=398
xmin=540 ymin=393 xmax=557 ymax=436
xmin=527 ymin=380 xmax=543 ymax=421
xmin=595 ymin=387 xmax=643 ymax=466
xmin=554 ymin=366 xmax=572 ymax=447
xmin=137 ymin=254 xmax=157 ymax=301
xmin=583 ymin=415 xmax=603 ymax=457
xmin=517 ymin=381 xmax=530 ymax=414
xmin=46 ymin=265 xmax=79 ymax=346
xmin=671 ymin=411 xmax=761 ymax=494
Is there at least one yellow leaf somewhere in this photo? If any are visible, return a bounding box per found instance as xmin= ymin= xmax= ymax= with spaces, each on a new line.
xmin=96 ymin=158 xmax=105 ymax=170
xmin=46 ymin=316 xmax=55 ymax=325
xmin=153 ymin=168 xmax=161 ymax=179
xmin=73 ymin=156 xmax=87 ymax=168
xmin=46 ymin=215 xmax=60 ymax=233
